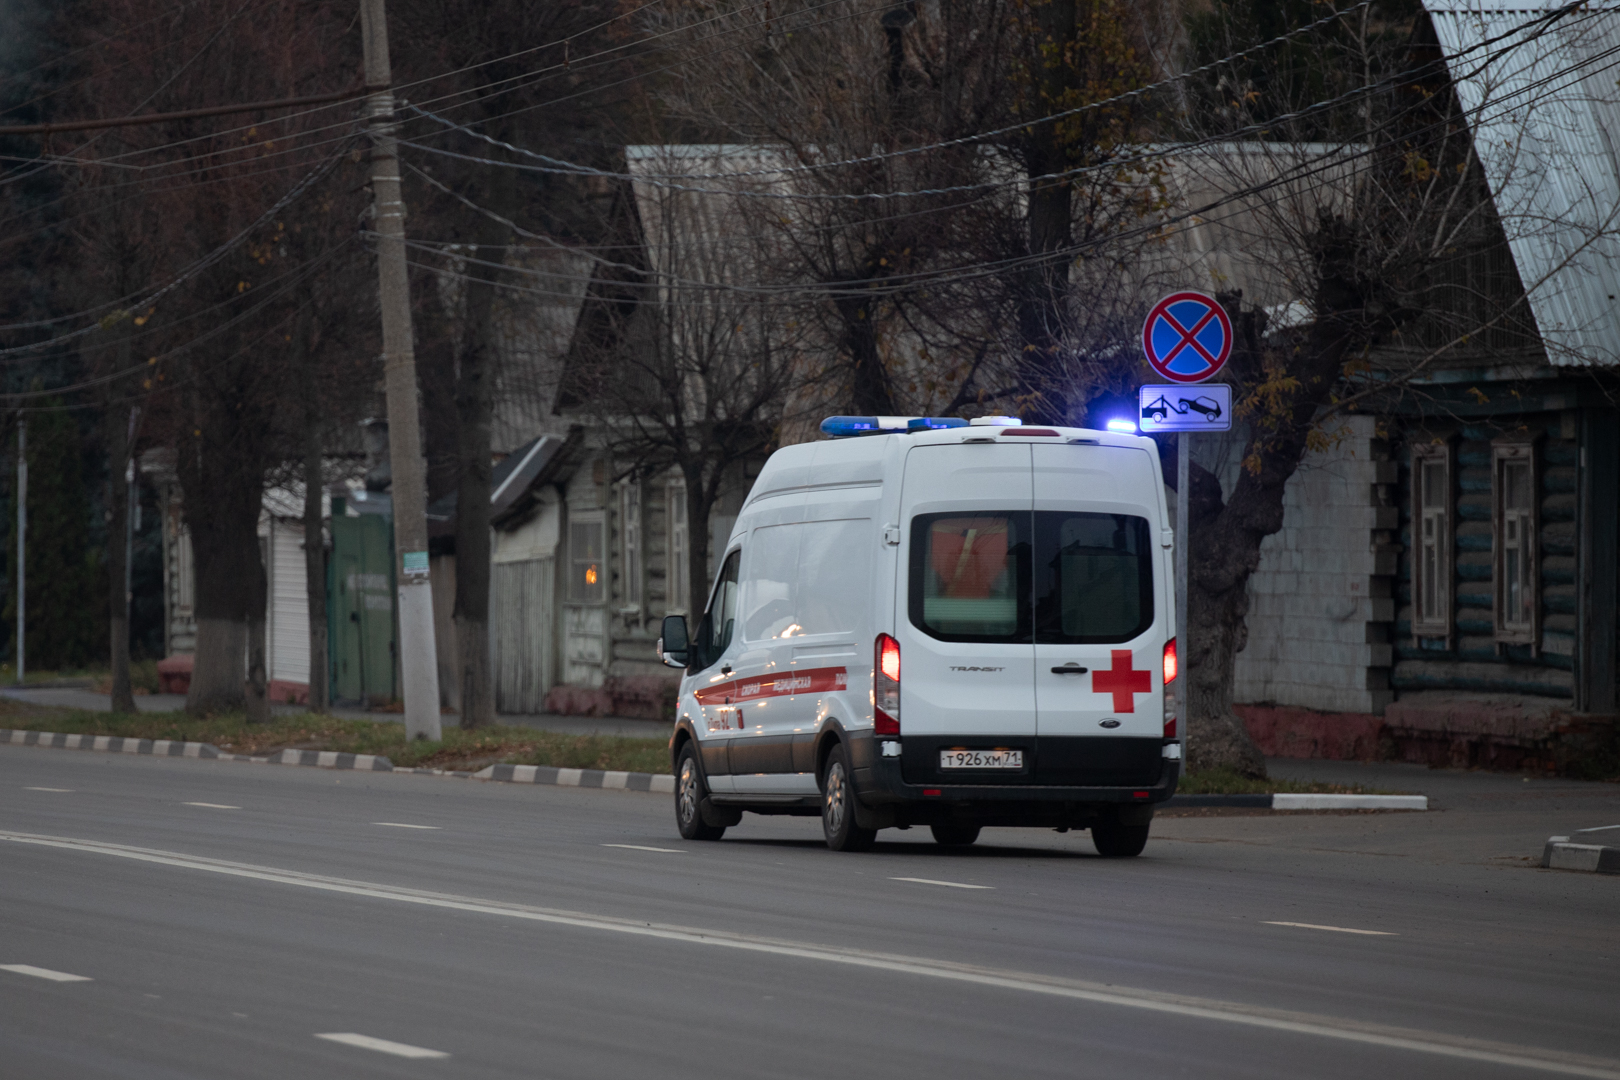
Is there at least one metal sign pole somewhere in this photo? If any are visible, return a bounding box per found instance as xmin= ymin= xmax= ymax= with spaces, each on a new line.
xmin=1176 ymin=431 xmax=1189 ymax=747
xmin=15 ymin=415 xmax=24 ymax=685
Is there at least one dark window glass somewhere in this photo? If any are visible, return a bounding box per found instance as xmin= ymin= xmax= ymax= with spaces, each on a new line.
xmin=909 ymin=513 xmax=1031 ymax=642
xmin=689 ymin=549 xmax=741 ymax=672
xmin=1033 ymin=512 xmax=1153 ymax=643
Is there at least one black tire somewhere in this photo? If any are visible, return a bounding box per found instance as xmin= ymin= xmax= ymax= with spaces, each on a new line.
xmin=821 ymin=744 xmax=877 ymax=852
xmin=675 ymin=742 xmax=726 ymax=841
xmin=1091 ymin=818 xmax=1149 ymax=857
xmin=930 ymin=824 xmax=981 ymax=847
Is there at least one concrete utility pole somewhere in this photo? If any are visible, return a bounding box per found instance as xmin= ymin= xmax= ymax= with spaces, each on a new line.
xmin=14 ymin=415 xmax=24 ymax=685
xmin=360 ymin=0 xmax=441 ymax=741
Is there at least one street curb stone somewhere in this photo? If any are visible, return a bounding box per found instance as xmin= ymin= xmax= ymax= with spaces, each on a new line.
xmin=475 ymin=762 xmax=675 ymax=794
xmin=1542 ymin=836 xmax=1620 ymax=874
xmin=3 ymin=727 xmax=221 ymax=759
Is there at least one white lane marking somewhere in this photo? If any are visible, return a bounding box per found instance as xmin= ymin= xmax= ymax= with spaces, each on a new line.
xmin=25 ymin=787 xmax=73 ymax=792
xmin=183 ymin=802 xmax=241 ymax=810
xmin=5 ymin=831 xmax=1618 ymax=1080
xmin=315 ymin=1033 xmax=449 ymax=1059
xmin=602 ymin=843 xmax=683 ymax=853
xmin=890 ymin=876 xmax=994 ymax=890
xmin=371 ymin=823 xmax=441 ymax=830
xmin=1575 ymin=824 xmax=1620 ymax=834
xmin=1264 ymin=921 xmax=1398 ymax=937
xmin=1 ymin=964 xmax=92 ymax=983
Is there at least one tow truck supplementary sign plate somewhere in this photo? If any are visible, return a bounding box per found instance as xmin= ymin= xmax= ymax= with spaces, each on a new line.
xmin=1142 ymin=291 xmax=1231 ymax=383
xmin=1138 ymin=383 xmax=1232 ymax=433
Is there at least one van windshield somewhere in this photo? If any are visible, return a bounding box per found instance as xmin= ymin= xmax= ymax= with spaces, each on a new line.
xmin=909 ymin=511 xmax=1154 ymax=644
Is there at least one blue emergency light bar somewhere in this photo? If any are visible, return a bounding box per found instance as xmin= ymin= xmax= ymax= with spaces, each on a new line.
xmin=1106 ymin=418 xmax=1138 ymax=433
xmin=821 ymin=416 xmax=969 ymax=437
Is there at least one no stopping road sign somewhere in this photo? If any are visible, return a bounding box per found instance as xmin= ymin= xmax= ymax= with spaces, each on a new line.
xmin=1142 ymin=291 xmax=1231 ymax=384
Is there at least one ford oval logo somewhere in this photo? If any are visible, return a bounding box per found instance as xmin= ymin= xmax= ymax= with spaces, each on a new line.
xmin=1098 ymin=719 xmax=1121 ymax=729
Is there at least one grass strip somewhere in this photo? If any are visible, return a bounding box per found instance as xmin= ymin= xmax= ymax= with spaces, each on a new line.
xmin=0 ymin=699 xmax=671 ymax=775
xmin=1176 ymin=766 xmax=1395 ymax=795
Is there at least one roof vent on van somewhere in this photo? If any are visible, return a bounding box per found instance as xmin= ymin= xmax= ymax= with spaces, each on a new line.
xmin=820 ymin=416 xmax=968 ymax=437
xmin=969 ymin=416 xmax=1022 ymax=427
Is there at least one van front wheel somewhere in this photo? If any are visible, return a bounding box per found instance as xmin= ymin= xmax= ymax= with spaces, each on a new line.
xmin=821 ymin=745 xmax=877 ymax=852
xmin=675 ymin=743 xmax=726 ymax=841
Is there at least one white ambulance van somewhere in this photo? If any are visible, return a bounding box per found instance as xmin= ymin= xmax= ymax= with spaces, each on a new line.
xmin=657 ymin=415 xmax=1180 ymax=855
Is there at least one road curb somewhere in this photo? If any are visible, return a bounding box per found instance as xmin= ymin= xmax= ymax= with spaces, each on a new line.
xmin=3 ymin=727 xmax=221 ymax=759
xmin=1542 ymin=835 xmax=1620 ymax=874
xmin=1167 ymin=792 xmax=1428 ymax=810
xmin=474 ymin=762 xmax=675 ymax=794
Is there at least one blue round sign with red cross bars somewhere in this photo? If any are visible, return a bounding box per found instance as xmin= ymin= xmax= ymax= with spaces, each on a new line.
xmin=1142 ymin=290 xmax=1232 ymax=384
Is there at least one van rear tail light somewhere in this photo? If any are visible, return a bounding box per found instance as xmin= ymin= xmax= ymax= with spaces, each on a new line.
xmin=1163 ymin=638 xmax=1178 ymax=740
xmin=874 ymin=633 xmax=901 ymax=735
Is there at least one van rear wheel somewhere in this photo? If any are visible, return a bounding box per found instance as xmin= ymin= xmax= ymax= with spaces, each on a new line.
xmin=1091 ymin=818 xmax=1149 ymax=857
xmin=675 ymin=743 xmax=726 ymax=841
xmin=821 ymin=745 xmax=876 ymax=852
xmin=930 ymin=824 xmax=981 ymax=847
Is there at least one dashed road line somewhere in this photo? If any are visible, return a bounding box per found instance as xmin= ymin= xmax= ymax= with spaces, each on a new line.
xmin=1 ymin=963 xmax=92 ymax=983
xmin=24 ymin=787 xmax=72 ymax=792
xmin=890 ymin=877 xmax=994 ymax=890
xmin=315 ymin=1033 xmax=449 ymax=1059
xmin=602 ymin=843 xmax=683 ymax=853
xmin=1264 ymin=921 xmax=1397 ymax=936
xmin=371 ymin=822 xmax=441 ymax=830
xmin=183 ymin=802 xmax=240 ymax=810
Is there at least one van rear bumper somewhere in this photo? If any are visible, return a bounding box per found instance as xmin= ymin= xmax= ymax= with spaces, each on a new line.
xmin=848 ymin=732 xmax=1180 ymax=820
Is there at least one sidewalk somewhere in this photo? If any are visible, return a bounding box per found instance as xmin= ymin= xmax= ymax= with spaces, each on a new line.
xmin=0 ymin=686 xmax=673 ymax=741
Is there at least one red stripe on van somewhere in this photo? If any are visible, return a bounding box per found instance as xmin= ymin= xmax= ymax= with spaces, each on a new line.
xmin=692 ymin=666 xmax=849 ymax=706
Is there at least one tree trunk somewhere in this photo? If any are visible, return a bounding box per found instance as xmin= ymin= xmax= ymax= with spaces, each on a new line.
xmin=837 ymin=286 xmax=897 ymax=415
xmin=183 ymin=460 xmax=265 ymax=716
xmin=104 ymin=381 xmax=135 ymax=714
xmin=1183 ymin=277 xmax=1364 ymax=776
xmin=1016 ymin=0 xmax=1078 ymax=421
xmin=451 ymin=169 xmax=512 ymax=730
xmin=245 ymin=553 xmax=269 ymax=725
xmin=683 ymin=462 xmax=715 ymax=616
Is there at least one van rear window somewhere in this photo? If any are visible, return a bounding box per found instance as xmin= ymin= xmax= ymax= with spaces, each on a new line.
xmin=910 ymin=514 xmax=1031 ymax=643
xmin=1033 ymin=513 xmax=1154 ymax=643
xmin=909 ymin=511 xmax=1154 ymax=644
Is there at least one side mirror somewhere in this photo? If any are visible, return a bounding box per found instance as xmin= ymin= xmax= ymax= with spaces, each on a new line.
xmin=660 ymin=614 xmax=690 ymax=669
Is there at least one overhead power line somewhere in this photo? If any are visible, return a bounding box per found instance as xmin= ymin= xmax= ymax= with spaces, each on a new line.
xmin=0 ymin=85 xmax=371 ymax=137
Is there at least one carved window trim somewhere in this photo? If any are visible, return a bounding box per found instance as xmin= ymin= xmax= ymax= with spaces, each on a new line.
xmin=1411 ymin=439 xmax=1454 ymax=645
xmin=1492 ymin=437 xmax=1539 ymax=649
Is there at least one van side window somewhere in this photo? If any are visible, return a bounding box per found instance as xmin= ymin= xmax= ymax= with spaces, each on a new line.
xmin=690 ymin=549 xmax=741 ymax=672
xmin=910 ymin=513 xmax=1032 ymax=642
xmin=1033 ymin=512 xmax=1153 ymax=643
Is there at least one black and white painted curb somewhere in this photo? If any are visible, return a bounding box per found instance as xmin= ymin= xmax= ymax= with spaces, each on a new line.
xmin=474 ymin=763 xmax=675 ymax=793
xmin=0 ymin=727 xmax=672 ymax=793
xmin=1542 ymin=828 xmax=1620 ymax=874
xmin=1167 ymin=792 xmax=1428 ymax=810
xmin=4 ymin=728 xmax=1424 ymax=808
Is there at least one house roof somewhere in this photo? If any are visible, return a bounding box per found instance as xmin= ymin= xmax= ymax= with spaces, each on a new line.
xmin=425 ymin=432 xmax=571 ymax=539
xmin=1426 ymin=1 xmax=1620 ymax=366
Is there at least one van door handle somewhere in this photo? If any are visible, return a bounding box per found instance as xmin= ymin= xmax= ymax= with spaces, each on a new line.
xmin=721 ymin=664 xmax=733 ymax=675
xmin=1051 ymin=663 xmax=1088 ymax=674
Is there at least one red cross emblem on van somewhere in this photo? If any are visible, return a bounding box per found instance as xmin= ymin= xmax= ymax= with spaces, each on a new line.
xmin=1092 ymin=650 xmax=1151 ymax=712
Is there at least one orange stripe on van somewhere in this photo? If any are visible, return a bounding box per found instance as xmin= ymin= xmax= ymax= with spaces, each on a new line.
xmin=692 ymin=666 xmax=849 ymax=706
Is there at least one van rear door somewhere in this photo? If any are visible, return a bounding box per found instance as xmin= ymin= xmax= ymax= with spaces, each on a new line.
xmin=1031 ymin=444 xmax=1166 ymax=755
xmin=896 ymin=443 xmax=1035 ymax=740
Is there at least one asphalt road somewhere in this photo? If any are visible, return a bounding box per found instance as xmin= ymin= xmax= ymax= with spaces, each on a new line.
xmin=1 ymin=746 xmax=1616 ymax=1080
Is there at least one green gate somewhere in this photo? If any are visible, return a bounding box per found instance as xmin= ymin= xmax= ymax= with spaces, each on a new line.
xmin=328 ymin=510 xmax=398 ymax=707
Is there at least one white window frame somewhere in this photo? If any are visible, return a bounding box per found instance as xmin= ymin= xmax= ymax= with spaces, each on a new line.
xmin=568 ymin=513 xmax=606 ymax=605
xmin=1492 ymin=438 xmax=1538 ymax=649
xmin=1411 ymin=439 xmax=1453 ymax=644
xmin=666 ymin=478 xmax=690 ymax=615
xmin=619 ymin=480 xmax=642 ymax=613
